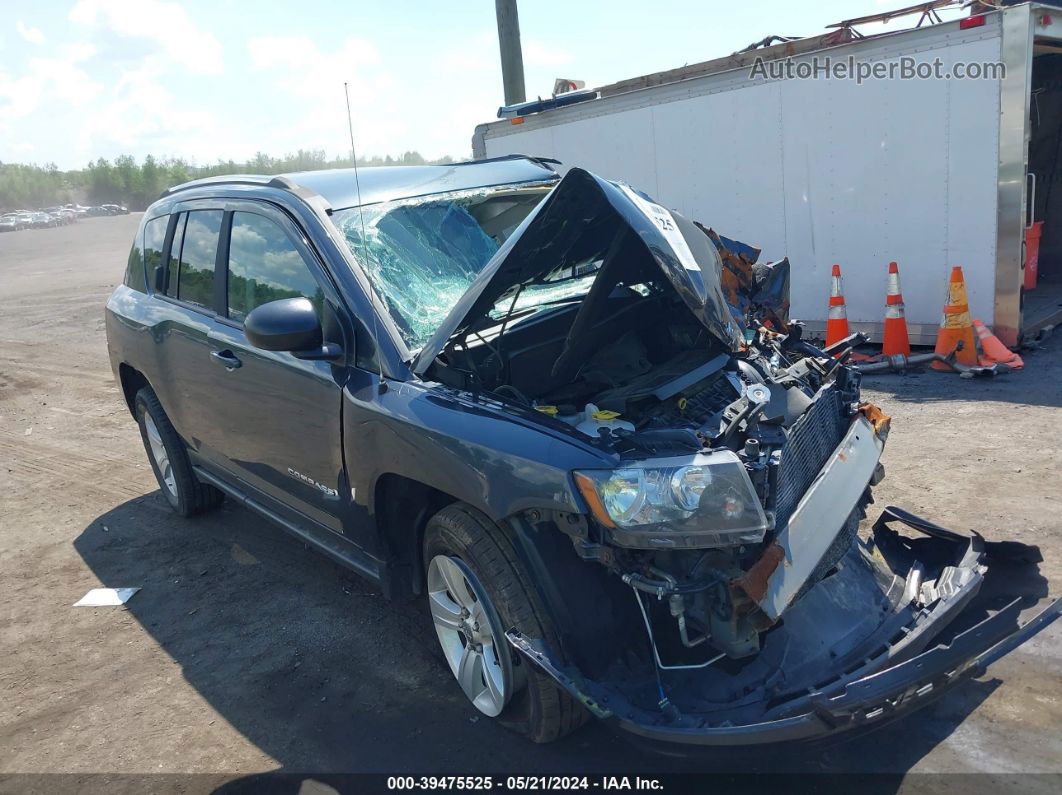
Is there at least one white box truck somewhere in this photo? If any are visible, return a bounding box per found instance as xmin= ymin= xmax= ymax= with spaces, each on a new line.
xmin=472 ymin=2 xmax=1062 ymax=347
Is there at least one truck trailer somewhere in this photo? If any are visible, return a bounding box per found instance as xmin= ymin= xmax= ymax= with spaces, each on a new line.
xmin=472 ymin=2 xmax=1062 ymax=347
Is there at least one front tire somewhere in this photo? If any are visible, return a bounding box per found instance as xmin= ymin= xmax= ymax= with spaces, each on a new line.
xmin=423 ymin=504 xmax=587 ymax=743
xmin=134 ymin=386 xmax=223 ymax=517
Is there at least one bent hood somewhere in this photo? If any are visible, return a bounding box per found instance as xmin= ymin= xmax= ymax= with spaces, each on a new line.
xmin=412 ymin=168 xmax=745 ymax=375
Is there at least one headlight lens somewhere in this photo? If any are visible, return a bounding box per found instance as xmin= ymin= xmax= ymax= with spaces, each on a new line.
xmin=574 ymin=451 xmax=769 ymax=549
xmin=670 ymin=465 xmax=711 ymax=511
xmin=599 ymin=468 xmax=645 ymax=524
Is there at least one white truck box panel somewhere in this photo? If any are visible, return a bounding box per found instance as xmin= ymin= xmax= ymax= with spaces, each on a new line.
xmin=477 ymin=20 xmax=1004 ymax=342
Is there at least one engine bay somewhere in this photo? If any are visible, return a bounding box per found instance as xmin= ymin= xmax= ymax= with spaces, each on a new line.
xmin=455 ymin=292 xmax=748 ymax=441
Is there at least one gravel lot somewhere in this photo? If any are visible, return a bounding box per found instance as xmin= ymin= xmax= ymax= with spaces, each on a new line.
xmin=1 ymin=215 xmax=1060 ymax=782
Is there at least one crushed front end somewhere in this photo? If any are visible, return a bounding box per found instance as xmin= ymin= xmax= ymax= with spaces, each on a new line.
xmin=411 ymin=167 xmax=1059 ymax=747
xmin=509 ymin=496 xmax=1060 ymax=747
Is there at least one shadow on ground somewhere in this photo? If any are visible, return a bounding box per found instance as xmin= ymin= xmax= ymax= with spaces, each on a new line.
xmin=75 ymin=493 xmax=1013 ymax=779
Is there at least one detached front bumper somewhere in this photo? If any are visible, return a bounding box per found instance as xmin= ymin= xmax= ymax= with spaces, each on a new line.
xmin=507 ymin=507 xmax=1060 ymax=749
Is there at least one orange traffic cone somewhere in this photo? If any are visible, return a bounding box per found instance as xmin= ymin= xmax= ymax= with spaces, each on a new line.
xmin=881 ymin=261 xmax=911 ymax=358
xmin=974 ymin=320 xmax=1024 ymax=369
xmin=825 ymin=264 xmax=850 ymax=348
xmin=931 ymin=266 xmax=978 ymax=370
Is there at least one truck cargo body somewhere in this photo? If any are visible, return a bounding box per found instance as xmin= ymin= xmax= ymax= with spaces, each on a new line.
xmin=473 ymin=3 xmax=1062 ymax=346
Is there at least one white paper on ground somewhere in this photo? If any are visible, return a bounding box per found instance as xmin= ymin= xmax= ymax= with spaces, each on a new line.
xmin=73 ymin=587 xmax=140 ymax=607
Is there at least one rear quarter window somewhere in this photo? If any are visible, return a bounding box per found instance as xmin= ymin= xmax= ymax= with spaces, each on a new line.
xmin=142 ymin=215 xmax=168 ymax=291
xmin=123 ymin=224 xmax=148 ymax=293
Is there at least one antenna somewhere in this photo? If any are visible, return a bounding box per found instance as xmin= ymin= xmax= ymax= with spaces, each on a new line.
xmin=344 ymin=81 xmax=388 ymax=394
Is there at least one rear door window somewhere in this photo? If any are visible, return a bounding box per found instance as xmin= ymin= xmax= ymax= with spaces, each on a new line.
xmin=176 ymin=210 xmax=223 ymax=309
xmin=226 ymin=211 xmax=323 ymax=322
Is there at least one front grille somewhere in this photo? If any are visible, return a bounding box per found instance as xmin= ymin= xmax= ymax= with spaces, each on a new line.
xmin=773 ymin=387 xmax=850 ymax=531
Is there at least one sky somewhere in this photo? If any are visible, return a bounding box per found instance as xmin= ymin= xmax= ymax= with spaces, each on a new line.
xmin=0 ymin=0 xmax=970 ymax=170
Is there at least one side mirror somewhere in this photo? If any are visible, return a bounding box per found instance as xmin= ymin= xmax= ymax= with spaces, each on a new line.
xmin=244 ymin=298 xmax=343 ymax=362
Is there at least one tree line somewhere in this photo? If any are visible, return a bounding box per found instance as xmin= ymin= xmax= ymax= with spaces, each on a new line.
xmin=0 ymin=150 xmax=457 ymax=211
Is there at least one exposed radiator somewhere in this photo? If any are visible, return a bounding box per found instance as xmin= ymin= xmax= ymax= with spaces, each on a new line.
xmin=773 ymin=387 xmax=850 ymax=532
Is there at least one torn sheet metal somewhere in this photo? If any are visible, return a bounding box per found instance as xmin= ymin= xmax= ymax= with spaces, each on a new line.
xmin=704 ymin=227 xmax=791 ymax=330
xmin=704 ymin=226 xmax=758 ymax=324
xmin=505 ymin=509 xmax=1061 ymax=748
xmin=751 ymin=257 xmax=791 ymax=329
xmin=857 ymin=401 xmax=892 ymax=439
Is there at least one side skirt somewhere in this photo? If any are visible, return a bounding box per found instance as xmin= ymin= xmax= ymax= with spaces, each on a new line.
xmin=192 ymin=464 xmax=388 ymax=592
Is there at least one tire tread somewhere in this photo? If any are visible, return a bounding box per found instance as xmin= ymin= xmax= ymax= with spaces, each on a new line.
xmin=135 ymin=386 xmax=223 ymax=517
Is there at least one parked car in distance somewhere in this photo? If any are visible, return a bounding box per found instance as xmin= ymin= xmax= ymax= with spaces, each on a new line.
xmin=105 ymin=159 xmax=1059 ymax=751
xmin=27 ymin=211 xmax=58 ymax=229
xmin=43 ymin=207 xmax=77 ymax=225
xmin=0 ymin=212 xmax=28 ymax=232
xmin=100 ymin=203 xmax=129 ymax=215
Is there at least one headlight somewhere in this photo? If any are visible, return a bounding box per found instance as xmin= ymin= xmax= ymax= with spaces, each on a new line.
xmin=574 ymin=451 xmax=769 ymax=549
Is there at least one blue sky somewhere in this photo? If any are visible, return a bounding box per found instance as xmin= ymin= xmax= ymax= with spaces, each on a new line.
xmin=0 ymin=0 xmax=968 ymax=169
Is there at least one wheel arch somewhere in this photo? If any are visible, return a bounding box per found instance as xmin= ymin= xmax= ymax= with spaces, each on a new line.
xmin=118 ymin=363 xmax=149 ymax=417
xmin=373 ymin=472 xmax=458 ymax=597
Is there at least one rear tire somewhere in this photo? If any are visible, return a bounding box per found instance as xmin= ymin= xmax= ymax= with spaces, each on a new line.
xmin=423 ymin=503 xmax=587 ymax=743
xmin=134 ymin=386 xmax=223 ymax=517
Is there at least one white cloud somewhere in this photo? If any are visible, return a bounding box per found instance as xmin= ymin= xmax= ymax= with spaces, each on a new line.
xmin=247 ymin=36 xmax=407 ymax=157
xmin=69 ymin=0 xmax=223 ymax=75
xmin=65 ymin=43 xmax=98 ymax=62
xmin=31 ymin=0 xmax=234 ymax=163
xmin=3 ymin=9 xmax=498 ymax=166
xmin=16 ymin=21 xmax=45 ymax=45
xmin=0 ymin=55 xmax=102 ymax=125
xmin=73 ymin=61 xmax=233 ymax=162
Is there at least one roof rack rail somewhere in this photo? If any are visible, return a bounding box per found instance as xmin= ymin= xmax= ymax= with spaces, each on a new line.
xmin=266 ymin=175 xmax=333 ymax=215
xmin=464 ymin=153 xmax=562 ymax=169
xmin=160 ymin=174 xmax=270 ymax=198
xmin=159 ymin=173 xmax=333 ymax=215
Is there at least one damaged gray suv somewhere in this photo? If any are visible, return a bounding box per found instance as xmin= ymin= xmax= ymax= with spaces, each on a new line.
xmin=106 ymin=156 xmax=1059 ymax=749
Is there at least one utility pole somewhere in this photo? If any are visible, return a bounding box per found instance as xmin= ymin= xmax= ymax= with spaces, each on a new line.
xmin=495 ymin=0 xmax=526 ymax=106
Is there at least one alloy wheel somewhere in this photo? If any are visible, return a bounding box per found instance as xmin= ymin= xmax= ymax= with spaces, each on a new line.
xmin=144 ymin=413 xmax=177 ymax=498
xmin=427 ymin=554 xmax=514 ymax=716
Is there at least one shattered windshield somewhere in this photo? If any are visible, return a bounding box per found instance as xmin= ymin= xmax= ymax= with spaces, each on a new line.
xmin=333 ymin=187 xmax=547 ymax=351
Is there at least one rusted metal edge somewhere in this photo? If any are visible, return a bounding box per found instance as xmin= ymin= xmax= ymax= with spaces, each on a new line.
xmin=858 ymin=402 xmax=892 ymax=439
xmin=732 ymin=542 xmax=785 ymax=604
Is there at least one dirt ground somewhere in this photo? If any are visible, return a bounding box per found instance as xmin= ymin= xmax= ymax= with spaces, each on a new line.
xmin=1 ymin=216 xmax=1060 ymax=782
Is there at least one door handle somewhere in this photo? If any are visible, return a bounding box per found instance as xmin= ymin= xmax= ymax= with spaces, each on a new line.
xmin=1027 ymin=172 xmax=1037 ymax=229
xmin=210 ymin=349 xmax=242 ymax=370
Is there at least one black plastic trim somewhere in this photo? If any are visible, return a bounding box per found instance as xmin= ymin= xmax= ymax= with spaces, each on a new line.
xmin=508 ymin=594 xmax=1060 ymax=747
xmin=193 ymin=465 xmax=387 ymax=590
